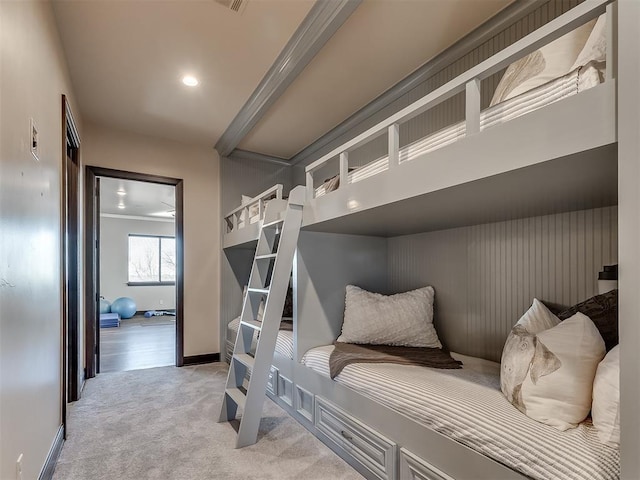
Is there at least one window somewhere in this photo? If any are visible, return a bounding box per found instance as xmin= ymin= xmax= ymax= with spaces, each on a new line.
xmin=128 ymin=235 xmax=176 ymax=285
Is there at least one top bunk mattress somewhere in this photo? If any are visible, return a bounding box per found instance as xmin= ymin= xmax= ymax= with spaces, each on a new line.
xmin=302 ymin=345 xmax=619 ymax=480
xmin=315 ymin=63 xmax=604 ymax=198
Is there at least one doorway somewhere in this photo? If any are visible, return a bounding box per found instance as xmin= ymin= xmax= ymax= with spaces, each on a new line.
xmin=62 ymin=96 xmax=81 ymax=410
xmin=85 ymin=167 xmax=184 ymax=378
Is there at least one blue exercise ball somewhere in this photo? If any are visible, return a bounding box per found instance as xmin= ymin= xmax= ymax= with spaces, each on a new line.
xmin=111 ymin=297 xmax=137 ymax=319
xmin=99 ymin=299 xmax=111 ymax=314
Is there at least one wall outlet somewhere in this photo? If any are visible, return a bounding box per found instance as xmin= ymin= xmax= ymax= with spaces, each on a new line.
xmin=159 ymin=299 xmax=164 ymax=306
xmin=16 ymin=454 xmax=23 ymax=480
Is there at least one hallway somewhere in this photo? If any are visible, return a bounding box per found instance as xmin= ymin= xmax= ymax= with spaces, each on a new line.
xmin=54 ymin=364 xmax=362 ymax=480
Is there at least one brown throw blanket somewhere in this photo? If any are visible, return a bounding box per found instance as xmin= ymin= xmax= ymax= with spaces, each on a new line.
xmin=279 ymin=320 xmax=293 ymax=331
xmin=329 ymin=342 xmax=463 ymax=379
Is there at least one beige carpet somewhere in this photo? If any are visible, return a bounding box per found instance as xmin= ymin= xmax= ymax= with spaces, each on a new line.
xmin=53 ymin=364 xmax=363 ymax=480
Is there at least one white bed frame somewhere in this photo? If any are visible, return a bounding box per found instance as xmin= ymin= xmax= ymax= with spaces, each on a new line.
xmin=223 ymin=184 xmax=287 ymax=248
xmin=221 ymin=1 xmax=624 ymax=478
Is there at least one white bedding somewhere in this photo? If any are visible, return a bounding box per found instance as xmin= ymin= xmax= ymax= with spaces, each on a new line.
xmin=315 ymin=63 xmax=603 ymax=198
xmin=227 ymin=316 xmax=294 ymax=360
xmin=302 ymin=345 xmax=619 ymax=480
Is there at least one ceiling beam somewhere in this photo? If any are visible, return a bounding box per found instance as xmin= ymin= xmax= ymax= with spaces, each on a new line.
xmin=229 ymin=149 xmax=291 ymax=167
xmin=215 ymin=0 xmax=362 ymax=158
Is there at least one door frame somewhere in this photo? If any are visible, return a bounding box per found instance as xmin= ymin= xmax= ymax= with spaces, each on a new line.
xmin=84 ymin=166 xmax=185 ymax=378
xmin=61 ymin=95 xmax=81 ymax=423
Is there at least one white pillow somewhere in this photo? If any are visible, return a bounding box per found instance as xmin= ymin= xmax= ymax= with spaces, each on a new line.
xmin=241 ymin=194 xmax=260 ymax=219
xmin=501 ymin=299 xmax=561 ymax=405
xmin=520 ymin=313 xmax=605 ymax=430
xmin=337 ymin=285 xmax=441 ymax=348
xmin=571 ymin=14 xmax=607 ymax=70
xmin=490 ymin=19 xmax=596 ymax=106
xmin=592 ymin=345 xmax=620 ymax=447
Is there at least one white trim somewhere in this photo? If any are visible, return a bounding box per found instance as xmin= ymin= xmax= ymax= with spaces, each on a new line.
xmin=100 ymin=213 xmax=175 ymax=223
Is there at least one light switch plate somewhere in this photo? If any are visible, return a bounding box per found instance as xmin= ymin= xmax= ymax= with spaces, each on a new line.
xmin=30 ymin=118 xmax=39 ymax=161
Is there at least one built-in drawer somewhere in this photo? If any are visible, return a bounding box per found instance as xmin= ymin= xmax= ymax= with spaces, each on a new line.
xmin=266 ymin=366 xmax=278 ymax=396
xmin=399 ymin=448 xmax=453 ymax=480
xmin=315 ymin=397 xmax=397 ymax=480
xmin=294 ymin=385 xmax=314 ymax=423
xmin=277 ymin=374 xmax=293 ymax=407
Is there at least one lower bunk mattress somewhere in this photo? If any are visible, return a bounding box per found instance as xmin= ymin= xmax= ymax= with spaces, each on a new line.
xmin=302 ymin=345 xmax=619 ymax=480
xmin=226 ymin=316 xmax=294 ymax=360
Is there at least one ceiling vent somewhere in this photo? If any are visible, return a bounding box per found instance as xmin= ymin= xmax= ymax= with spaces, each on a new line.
xmin=214 ymin=0 xmax=247 ymax=14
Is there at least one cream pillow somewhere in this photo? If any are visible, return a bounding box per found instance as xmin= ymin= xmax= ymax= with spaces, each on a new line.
xmin=501 ymin=299 xmax=561 ymax=405
xmin=519 ymin=313 xmax=605 ymax=430
xmin=337 ymin=285 xmax=441 ymax=348
xmin=571 ymin=14 xmax=607 ymax=70
xmin=490 ymin=19 xmax=596 ymax=106
xmin=592 ymin=345 xmax=620 ymax=447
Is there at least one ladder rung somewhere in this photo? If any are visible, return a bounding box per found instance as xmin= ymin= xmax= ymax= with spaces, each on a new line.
xmin=225 ymin=387 xmax=246 ymax=409
xmin=262 ymin=218 xmax=284 ymax=229
xmin=255 ymin=253 xmax=277 ymax=260
xmin=247 ymin=287 xmax=269 ymax=295
xmin=240 ymin=319 xmax=262 ymax=331
xmin=233 ymin=353 xmax=255 ymax=369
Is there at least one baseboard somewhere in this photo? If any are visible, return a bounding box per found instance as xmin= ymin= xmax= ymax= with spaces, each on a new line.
xmin=183 ymin=353 xmax=220 ymax=366
xmin=38 ymin=425 xmax=64 ymax=480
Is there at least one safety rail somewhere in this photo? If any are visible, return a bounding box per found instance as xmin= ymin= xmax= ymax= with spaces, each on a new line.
xmin=224 ymin=184 xmax=284 ymax=234
xmin=305 ymin=0 xmax=615 ymax=200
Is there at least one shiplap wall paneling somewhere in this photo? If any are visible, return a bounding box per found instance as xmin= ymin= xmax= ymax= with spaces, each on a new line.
xmin=220 ymin=155 xmax=293 ymax=213
xmin=388 ymin=206 xmax=617 ymax=362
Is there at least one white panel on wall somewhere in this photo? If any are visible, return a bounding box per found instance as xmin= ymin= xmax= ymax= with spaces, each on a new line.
xmin=388 ymin=206 xmax=617 ymax=362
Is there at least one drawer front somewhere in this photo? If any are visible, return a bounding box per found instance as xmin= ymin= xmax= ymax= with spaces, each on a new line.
xmin=399 ymin=449 xmax=453 ymax=480
xmin=277 ymin=374 xmax=293 ymax=406
xmin=315 ymin=397 xmax=397 ymax=480
xmin=294 ymin=384 xmax=314 ymax=423
xmin=267 ymin=366 xmax=278 ymax=396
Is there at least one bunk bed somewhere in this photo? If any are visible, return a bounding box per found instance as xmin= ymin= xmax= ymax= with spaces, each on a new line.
xmin=220 ymin=0 xmax=621 ymax=478
xmin=223 ymin=184 xmax=287 ymax=248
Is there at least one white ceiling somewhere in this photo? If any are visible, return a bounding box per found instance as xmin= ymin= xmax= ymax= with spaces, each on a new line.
xmin=52 ymin=0 xmax=314 ymax=146
xmin=53 ymin=0 xmax=512 ymax=159
xmin=100 ymin=177 xmax=176 ymax=220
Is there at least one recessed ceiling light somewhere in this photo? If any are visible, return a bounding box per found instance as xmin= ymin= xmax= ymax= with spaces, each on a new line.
xmin=116 ymin=190 xmax=126 ymax=196
xmin=182 ymin=75 xmax=199 ymax=87
xmin=118 ymin=204 xmax=126 ymax=209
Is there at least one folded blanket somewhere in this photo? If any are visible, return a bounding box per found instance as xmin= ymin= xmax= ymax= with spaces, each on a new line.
xmin=329 ymin=342 xmax=462 ymax=379
xmin=279 ymin=320 xmax=293 ymax=331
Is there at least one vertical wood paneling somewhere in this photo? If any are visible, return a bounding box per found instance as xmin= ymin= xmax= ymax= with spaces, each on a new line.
xmin=387 ymin=207 xmax=618 ymax=362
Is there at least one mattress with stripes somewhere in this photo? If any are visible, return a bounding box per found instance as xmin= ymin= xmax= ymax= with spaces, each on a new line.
xmin=302 ymin=345 xmax=619 ymax=480
xmin=227 ymin=316 xmax=294 ymax=360
xmin=315 ymin=63 xmax=603 ymax=198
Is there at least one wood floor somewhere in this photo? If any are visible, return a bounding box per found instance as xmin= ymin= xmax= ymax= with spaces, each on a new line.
xmin=100 ymin=315 xmax=175 ymax=373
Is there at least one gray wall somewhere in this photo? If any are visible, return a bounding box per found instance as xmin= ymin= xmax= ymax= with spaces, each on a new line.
xmin=99 ymin=215 xmax=176 ymax=311
xmin=388 ymin=206 xmax=618 ymax=362
xmin=292 ymin=0 xmax=585 ymax=185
